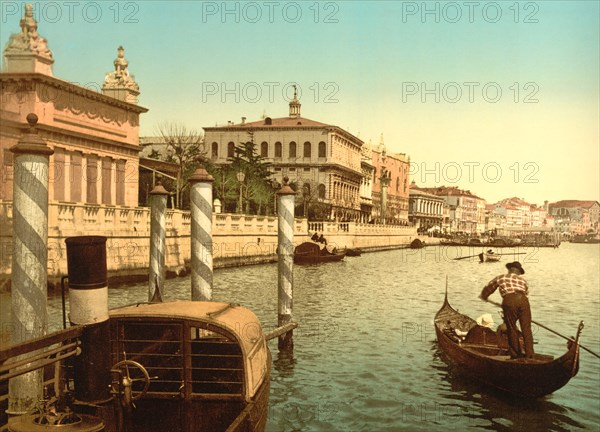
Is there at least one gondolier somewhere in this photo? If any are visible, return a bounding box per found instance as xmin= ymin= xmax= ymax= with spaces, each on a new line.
xmin=480 ymin=261 xmax=534 ymax=359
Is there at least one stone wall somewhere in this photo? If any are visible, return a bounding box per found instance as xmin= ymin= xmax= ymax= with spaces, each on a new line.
xmin=0 ymin=201 xmax=417 ymax=290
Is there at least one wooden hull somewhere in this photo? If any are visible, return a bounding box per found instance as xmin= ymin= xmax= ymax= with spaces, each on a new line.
xmin=484 ymin=253 xmax=501 ymax=262
xmin=294 ymin=251 xmax=346 ymax=264
xmin=434 ymin=294 xmax=580 ymax=398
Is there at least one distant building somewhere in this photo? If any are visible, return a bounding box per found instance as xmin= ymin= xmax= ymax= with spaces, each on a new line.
xmin=548 ymin=200 xmax=600 ymax=234
xmin=419 ymin=186 xmax=485 ymax=234
xmin=370 ymin=136 xmax=410 ymax=225
xmin=409 ymin=181 xmax=446 ymax=232
xmin=203 ymin=89 xmax=365 ymax=221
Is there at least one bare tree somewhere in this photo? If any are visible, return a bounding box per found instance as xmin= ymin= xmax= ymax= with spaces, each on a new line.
xmin=155 ymin=122 xmax=205 ymax=209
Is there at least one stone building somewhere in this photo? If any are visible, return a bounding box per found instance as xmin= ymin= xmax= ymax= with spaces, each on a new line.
xmin=370 ymin=136 xmax=410 ymax=225
xmin=203 ymin=89 xmax=365 ymax=221
xmin=0 ymin=8 xmax=147 ymax=207
xmin=0 ymin=5 xmax=147 ymax=285
xmin=420 ymin=186 xmax=485 ymax=234
xmin=408 ymin=181 xmax=446 ymax=232
xmin=548 ymin=200 xmax=600 ymax=234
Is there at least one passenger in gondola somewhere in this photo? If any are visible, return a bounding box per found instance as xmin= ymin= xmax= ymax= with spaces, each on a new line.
xmin=311 ymin=232 xmax=319 ymax=242
xmin=318 ymin=234 xmax=327 ymax=245
xmin=480 ymin=261 xmax=534 ymax=359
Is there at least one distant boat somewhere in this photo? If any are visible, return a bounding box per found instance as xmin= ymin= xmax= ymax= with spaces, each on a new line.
xmin=293 ymin=242 xmax=346 ymax=264
xmin=480 ymin=251 xmax=501 ymax=262
xmin=571 ymin=234 xmax=600 ymax=244
xmin=409 ymin=238 xmax=426 ymax=249
xmin=434 ymin=292 xmax=582 ymax=398
xmin=345 ymin=247 xmax=362 ymax=257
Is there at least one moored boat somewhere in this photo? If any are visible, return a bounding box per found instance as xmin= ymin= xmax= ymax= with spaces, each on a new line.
xmin=2 ymin=300 xmax=271 ymax=432
xmin=293 ymin=242 xmax=346 ymax=264
xmin=434 ymin=292 xmax=582 ymax=398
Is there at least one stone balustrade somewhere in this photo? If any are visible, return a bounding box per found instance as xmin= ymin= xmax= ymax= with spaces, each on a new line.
xmin=0 ymin=200 xmax=417 ymax=290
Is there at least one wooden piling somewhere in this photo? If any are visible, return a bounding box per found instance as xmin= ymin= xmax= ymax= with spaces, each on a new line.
xmin=188 ymin=167 xmax=214 ymax=301
xmin=8 ymin=114 xmax=54 ymax=415
xmin=276 ymin=177 xmax=296 ymax=350
xmin=148 ymin=183 xmax=169 ymax=302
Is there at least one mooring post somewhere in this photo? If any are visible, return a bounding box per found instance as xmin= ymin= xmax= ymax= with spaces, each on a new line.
xmin=65 ymin=236 xmax=111 ymax=402
xmin=8 ymin=114 xmax=54 ymax=415
xmin=277 ymin=177 xmax=296 ymax=350
xmin=148 ymin=182 xmax=169 ymax=302
xmin=188 ymin=166 xmax=214 ymax=301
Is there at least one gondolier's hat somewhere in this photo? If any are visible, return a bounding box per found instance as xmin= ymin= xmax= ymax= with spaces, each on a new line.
xmin=505 ymin=261 xmax=525 ymax=275
xmin=476 ymin=313 xmax=495 ymax=328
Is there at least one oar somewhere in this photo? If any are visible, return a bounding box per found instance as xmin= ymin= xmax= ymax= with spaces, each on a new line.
xmin=453 ymin=254 xmax=482 ymax=261
xmin=485 ymin=299 xmax=600 ymax=359
xmin=453 ymin=252 xmax=527 ymax=260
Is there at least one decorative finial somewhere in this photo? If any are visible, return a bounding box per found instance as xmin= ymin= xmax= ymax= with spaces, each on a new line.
xmin=26 ymin=113 xmax=38 ymax=128
xmin=283 ymin=176 xmax=289 ymax=184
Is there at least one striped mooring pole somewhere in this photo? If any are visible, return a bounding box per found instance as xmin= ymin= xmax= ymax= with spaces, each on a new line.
xmin=188 ymin=166 xmax=214 ymax=301
xmin=277 ymin=177 xmax=296 ymax=350
xmin=148 ymin=182 xmax=169 ymax=302
xmin=8 ymin=114 xmax=54 ymax=415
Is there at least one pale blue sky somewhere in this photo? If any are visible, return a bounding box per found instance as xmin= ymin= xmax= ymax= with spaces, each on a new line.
xmin=1 ymin=1 xmax=598 ymax=204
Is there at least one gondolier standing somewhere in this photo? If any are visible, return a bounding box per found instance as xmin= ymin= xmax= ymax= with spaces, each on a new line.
xmin=480 ymin=261 xmax=534 ymax=359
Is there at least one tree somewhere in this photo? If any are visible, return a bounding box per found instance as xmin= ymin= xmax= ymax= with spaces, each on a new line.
xmin=227 ymin=139 xmax=273 ymax=214
xmin=155 ymin=122 xmax=205 ymax=209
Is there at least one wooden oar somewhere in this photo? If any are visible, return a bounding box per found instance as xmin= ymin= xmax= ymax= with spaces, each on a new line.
xmin=485 ymin=299 xmax=600 ymax=359
xmin=454 ymin=252 xmax=527 ymax=260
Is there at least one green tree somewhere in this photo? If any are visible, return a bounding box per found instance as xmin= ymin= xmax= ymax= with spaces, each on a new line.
xmin=155 ymin=122 xmax=205 ymax=209
xmin=228 ymin=139 xmax=273 ymax=214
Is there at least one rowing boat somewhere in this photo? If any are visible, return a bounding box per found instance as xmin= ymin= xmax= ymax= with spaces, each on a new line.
xmin=434 ymin=292 xmax=582 ymax=398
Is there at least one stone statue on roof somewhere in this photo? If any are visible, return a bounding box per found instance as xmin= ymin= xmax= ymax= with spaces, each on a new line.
xmin=4 ymin=3 xmax=53 ymax=60
xmin=103 ymin=46 xmax=139 ymax=92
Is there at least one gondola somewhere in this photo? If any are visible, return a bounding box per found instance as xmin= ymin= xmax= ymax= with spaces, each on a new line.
xmin=434 ymin=292 xmax=583 ymax=398
xmin=293 ymin=242 xmax=346 ymax=264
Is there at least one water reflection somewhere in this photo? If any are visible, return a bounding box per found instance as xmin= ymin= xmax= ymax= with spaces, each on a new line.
xmin=430 ymin=342 xmax=585 ymax=431
xmin=272 ymin=346 xmax=296 ymax=377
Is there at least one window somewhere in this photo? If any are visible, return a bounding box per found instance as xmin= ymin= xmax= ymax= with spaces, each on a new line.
xmin=102 ymin=157 xmax=112 ymax=204
xmin=303 ymin=142 xmax=311 ymax=158
xmin=190 ymin=326 xmax=243 ymax=395
xmin=318 ymin=141 xmax=326 ymax=158
xmin=85 ymin=155 xmax=98 ymax=204
xmin=211 ymin=142 xmax=218 ymax=158
xmin=318 ymin=184 xmax=326 ymax=199
xmin=227 ymin=142 xmax=235 ymax=158
xmin=275 ymin=142 xmax=282 ymax=158
xmin=261 ymin=142 xmax=268 ymax=157
xmin=289 ymin=142 xmax=296 ymax=158
xmin=3 ymin=149 xmax=13 ymax=180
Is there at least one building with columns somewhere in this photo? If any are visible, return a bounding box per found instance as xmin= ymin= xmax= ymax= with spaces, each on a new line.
xmin=408 ymin=181 xmax=446 ymax=232
xmin=203 ymin=90 xmax=365 ymax=221
xmin=359 ymin=140 xmax=375 ymax=222
xmin=0 ymin=9 xmax=147 ymax=207
xmin=370 ymin=136 xmax=410 ymax=225
xmin=419 ymin=186 xmax=485 ymax=234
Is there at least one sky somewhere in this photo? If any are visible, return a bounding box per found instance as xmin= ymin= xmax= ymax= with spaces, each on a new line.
xmin=1 ymin=0 xmax=598 ymax=205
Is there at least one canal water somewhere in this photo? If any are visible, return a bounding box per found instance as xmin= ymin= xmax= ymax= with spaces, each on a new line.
xmin=1 ymin=242 xmax=599 ymax=431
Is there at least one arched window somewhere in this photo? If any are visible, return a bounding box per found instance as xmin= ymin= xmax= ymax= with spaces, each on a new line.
xmin=289 ymin=141 xmax=297 ymax=158
xmin=227 ymin=142 xmax=235 ymax=158
xmin=211 ymin=142 xmax=218 ymax=158
xmin=303 ymin=142 xmax=311 ymax=158
xmin=261 ymin=141 xmax=268 ymax=157
xmin=275 ymin=142 xmax=282 ymax=158
xmin=318 ymin=141 xmax=326 ymax=158
xmin=318 ymin=184 xmax=326 ymax=199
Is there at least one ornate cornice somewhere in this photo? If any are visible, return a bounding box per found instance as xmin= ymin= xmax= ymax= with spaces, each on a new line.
xmin=0 ymin=73 xmax=148 ymax=114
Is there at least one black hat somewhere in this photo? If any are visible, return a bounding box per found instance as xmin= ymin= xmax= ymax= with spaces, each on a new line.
xmin=505 ymin=261 xmax=525 ymax=275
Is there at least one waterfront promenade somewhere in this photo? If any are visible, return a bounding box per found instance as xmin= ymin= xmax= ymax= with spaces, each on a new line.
xmin=0 ymin=201 xmax=419 ymax=291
